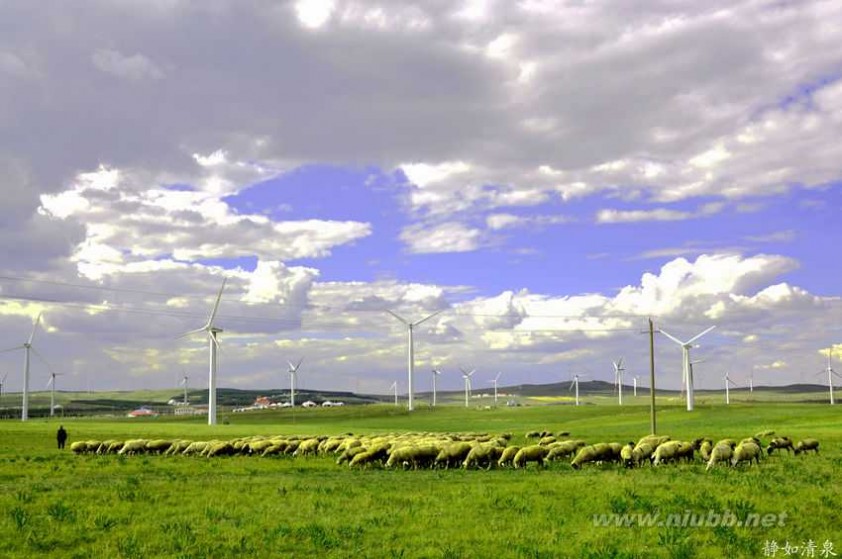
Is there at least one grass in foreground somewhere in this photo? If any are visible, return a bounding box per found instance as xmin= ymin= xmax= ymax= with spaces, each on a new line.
xmin=0 ymin=403 xmax=840 ymax=558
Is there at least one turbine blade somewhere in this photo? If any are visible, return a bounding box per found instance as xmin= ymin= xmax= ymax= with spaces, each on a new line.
xmin=27 ymin=313 xmax=42 ymax=346
xmin=658 ymin=329 xmax=685 ymax=346
xmin=686 ymin=325 xmax=716 ymax=345
xmin=617 ymin=357 xmax=624 ymax=369
xmin=414 ymin=309 xmax=443 ymax=326
xmin=46 ymin=376 xmax=53 ymax=389
xmin=386 ymin=310 xmax=408 ymax=325
xmin=0 ymin=345 xmax=25 ymax=354
xmin=495 ymin=372 xmax=502 ymax=382
xmin=177 ymin=326 xmax=207 ymax=340
xmin=295 ymin=357 xmax=304 ymax=371
xmin=206 ymin=278 xmax=227 ymax=328
xmin=30 ymin=346 xmax=56 ymax=376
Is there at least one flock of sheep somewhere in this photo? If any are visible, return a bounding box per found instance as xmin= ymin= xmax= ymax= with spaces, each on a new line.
xmin=68 ymin=430 xmax=820 ymax=471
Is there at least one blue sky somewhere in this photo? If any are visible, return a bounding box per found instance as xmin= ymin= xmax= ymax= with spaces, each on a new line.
xmin=1 ymin=0 xmax=841 ymax=398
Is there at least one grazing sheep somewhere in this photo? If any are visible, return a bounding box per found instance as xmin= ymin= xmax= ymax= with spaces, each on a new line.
xmin=118 ymin=439 xmax=148 ymax=456
xmin=698 ymin=439 xmax=714 ymax=461
xmin=794 ymin=439 xmax=820 ymax=455
xmin=556 ymin=431 xmax=570 ymax=438
xmin=620 ymin=442 xmax=635 ymax=468
xmin=70 ymin=441 xmax=89 ymax=454
xmin=349 ymin=447 xmax=387 ymax=468
xmin=182 ymin=441 xmax=210 ymax=456
xmin=631 ymin=443 xmax=655 ymax=466
xmin=538 ymin=436 xmax=556 ymax=446
xmin=546 ymin=441 xmax=585 ymax=462
xmin=434 ymin=442 xmax=473 ymax=469
xmin=637 ymin=435 xmax=670 ymax=449
xmin=766 ymin=437 xmax=794 ymax=455
xmin=739 ymin=437 xmax=761 ymax=447
xmin=525 ymin=431 xmax=540 ymax=441
xmin=676 ymin=441 xmax=695 ymax=463
xmin=570 ymin=445 xmax=601 ymax=470
xmin=463 ymin=444 xmax=504 ymax=470
xmin=206 ymin=441 xmax=235 ymax=458
xmin=336 ymin=446 xmax=366 ymax=465
xmin=731 ymin=441 xmax=762 ymax=467
xmin=497 ymin=446 xmax=521 ymax=468
xmin=705 ymin=442 xmax=736 ymax=471
xmin=514 ymin=445 xmax=549 ymax=469
xmin=145 ymin=440 xmax=172 ymax=454
xmin=755 ymin=430 xmax=775 ymax=438
xmin=652 ymin=441 xmax=682 ymax=466
xmin=294 ymin=438 xmax=321 ymax=457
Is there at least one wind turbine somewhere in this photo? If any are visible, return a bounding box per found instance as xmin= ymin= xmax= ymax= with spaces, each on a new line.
xmin=568 ymin=373 xmax=588 ymax=406
xmin=680 ymin=358 xmax=705 ymax=400
xmin=287 ymin=358 xmax=303 ymax=407
xmin=660 ymin=326 xmax=716 ymax=411
xmin=490 ymin=372 xmax=502 ymax=406
xmin=612 ymin=358 xmax=625 ymax=405
xmin=633 ymin=375 xmax=639 ymax=397
xmin=387 ymin=310 xmax=442 ymax=411
xmin=0 ymin=313 xmax=47 ymax=421
xmin=748 ymin=367 xmax=754 ymax=394
xmin=0 ymin=371 xmax=7 ymax=398
xmin=818 ymin=348 xmax=840 ymax=405
xmin=431 ymin=367 xmax=442 ymax=407
xmin=460 ymin=367 xmax=475 ymax=408
xmin=46 ymin=372 xmax=65 ymax=417
xmin=390 ymin=381 xmax=398 ymax=406
xmin=723 ymin=372 xmax=738 ymax=405
xmin=180 ymin=374 xmax=189 ymax=405
xmin=178 ymin=278 xmax=226 ymax=426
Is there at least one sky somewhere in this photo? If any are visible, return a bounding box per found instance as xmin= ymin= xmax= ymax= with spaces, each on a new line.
xmin=1 ymin=0 xmax=841 ymax=397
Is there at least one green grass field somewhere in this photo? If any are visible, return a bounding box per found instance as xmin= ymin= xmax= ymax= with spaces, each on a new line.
xmin=1 ymin=403 xmax=840 ymax=558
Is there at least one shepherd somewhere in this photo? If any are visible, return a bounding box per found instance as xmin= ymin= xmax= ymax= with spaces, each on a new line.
xmin=57 ymin=425 xmax=67 ymax=449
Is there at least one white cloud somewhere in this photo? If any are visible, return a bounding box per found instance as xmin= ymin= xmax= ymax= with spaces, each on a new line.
xmin=596 ymin=202 xmax=725 ymax=224
xmin=91 ymin=49 xmax=165 ymax=81
xmin=400 ymin=222 xmax=483 ymax=254
xmin=295 ymin=0 xmax=335 ymax=29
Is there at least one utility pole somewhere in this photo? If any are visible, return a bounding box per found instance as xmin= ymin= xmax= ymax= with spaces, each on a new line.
xmin=648 ymin=317 xmax=657 ymax=435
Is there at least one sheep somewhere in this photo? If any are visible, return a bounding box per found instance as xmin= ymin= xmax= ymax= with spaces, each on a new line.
xmin=434 ymin=442 xmax=473 ymax=469
xmin=705 ymin=442 xmax=736 ymax=471
xmin=386 ymin=446 xmax=438 ymax=470
xmin=698 ymin=439 xmax=714 ymax=461
xmin=349 ymin=447 xmax=387 ymax=468
xmin=164 ymin=440 xmax=190 ymax=455
xmin=631 ymin=442 xmax=655 ymax=466
xmin=206 ymin=441 xmax=235 ymax=458
xmin=497 ymin=446 xmax=521 ymax=468
xmin=245 ymin=440 xmax=275 ymax=455
xmin=145 ymin=440 xmax=172 ymax=454
xmin=637 ymin=435 xmax=670 ymax=448
xmin=739 ymin=437 xmax=761 ymax=447
xmin=570 ymin=445 xmax=602 ymax=470
xmin=620 ymin=442 xmax=635 ymax=468
xmin=293 ymin=438 xmax=321 ymax=457
xmin=546 ymin=440 xmax=585 ymax=462
xmin=538 ymin=436 xmax=557 ymax=446
xmin=525 ymin=431 xmax=540 ymax=441
xmin=462 ymin=444 xmax=504 ymax=470
xmin=755 ymin=430 xmax=775 ymax=438
xmin=118 ymin=439 xmax=148 ymax=456
xmin=731 ymin=441 xmax=762 ymax=467
xmin=794 ymin=439 xmax=819 ymax=455
xmin=556 ymin=431 xmax=570 ymax=438
xmin=766 ymin=437 xmax=794 ymax=455
xmin=676 ymin=441 xmax=695 ymax=463
xmin=70 ymin=441 xmax=89 ymax=454
xmin=182 ymin=441 xmax=210 ymax=456
xmin=514 ymin=445 xmax=549 ymax=469
xmin=652 ymin=441 xmax=683 ymax=465
xmin=336 ymin=446 xmax=366 ymax=465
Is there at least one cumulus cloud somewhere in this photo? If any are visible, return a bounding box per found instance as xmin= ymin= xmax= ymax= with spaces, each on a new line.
xmin=400 ymin=221 xmax=484 ymax=254
xmin=91 ymin=49 xmax=165 ymax=81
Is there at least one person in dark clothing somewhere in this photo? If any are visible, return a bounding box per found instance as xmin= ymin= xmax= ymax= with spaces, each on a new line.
xmin=57 ymin=426 xmax=67 ymax=449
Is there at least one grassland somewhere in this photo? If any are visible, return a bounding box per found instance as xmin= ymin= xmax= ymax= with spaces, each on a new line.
xmin=0 ymin=403 xmax=840 ymax=558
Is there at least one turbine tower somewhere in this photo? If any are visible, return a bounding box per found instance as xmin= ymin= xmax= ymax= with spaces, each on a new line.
xmin=569 ymin=374 xmax=582 ymax=406
xmin=178 ymin=278 xmax=226 ymax=426
xmin=390 ymin=381 xmax=398 ymax=406
xmin=460 ymin=367 xmax=475 ymax=408
xmin=612 ymin=358 xmax=625 ymax=405
xmin=180 ymin=374 xmax=189 ymax=405
xmin=387 ymin=310 xmax=442 ymax=411
xmin=0 ymin=313 xmax=46 ymax=421
xmin=819 ymin=348 xmax=840 ymax=405
xmin=287 ymin=358 xmax=303 ymax=407
xmin=723 ymin=372 xmax=737 ymax=405
xmin=0 ymin=371 xmax=7 ymax=399
xmin=490 ymin=372 xmax=502 ymax=406
xmin=46 ymin=372 xmax=65 ymax=417
xmin=431 ymin=367 xmax=442 ymax=407
xmin=660 ymin=326 xmax=716 ymax=411
xmin=633 ymin=375 xmax=639 ymax=397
